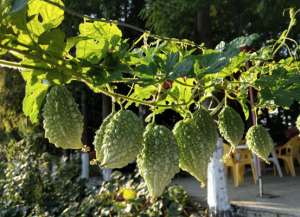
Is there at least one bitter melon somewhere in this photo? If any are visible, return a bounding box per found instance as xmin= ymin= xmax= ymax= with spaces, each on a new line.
xmin=173 ymin=115 xmax=216 ymax=186
xmin=246 ymin=125 xmax=273 ymax=163
xmin=43 ymin=86 xmax=83 ymax=149
xmin=137 ymin=124 xmax=179 ymax=198
xmin=101 ymin=110 xmax=144 ymax=169
xmin=193 ymin=108 xmax=218 ymax=155
xmin=93 ymin=112 xmax=115 ymax=163
xmin=218 ymin=106 xmax=244 ymax=148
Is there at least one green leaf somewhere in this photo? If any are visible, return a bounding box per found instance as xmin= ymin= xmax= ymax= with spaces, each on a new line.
xmin=22 ymin=71 xmax=50 ymax=123
xmin=169 ymin=57 xmax=194 ymax=79
xmin=197 ymin=34 xmax=258 ymax=77
xmin=165 ymin=52 xmax=179 ymax=72
xmin=64 ymin=36 xmax=89 ymax=54
xmin=7 ymin=0 xmax=27 ymax=30
xmin=134 ymin=63 xmax=157 ymax=81
xmin=38 ymin=29 xmax=65 ymax=56
xmin=205 ymin=52 xmax=250 ymax=79
xmin=76 ymin=21 xmax=122 ymax=63
xmin=237 ymin=96 xmax=249 ymax=120
xmin=198 ymin=51 xmax=228 ymax=75
xmin=255 ymin=67 xmax=300 ymax=108
xmin=21 ymin=59 xmax=72 ymax=85
xmin=76 ymin=39 xmax=108 ymax=64
xmin=125 ymin=84 xmax=157 ymax=108
xmin=224 ymin=33 xmax=259 ymax=57
xmin=169 ymin=78 xmax=195 ymax=105
xmin=27 ymin=0 xmax=64 ymax=36
xmin=11 ymin=0 xmax=27 ymax=13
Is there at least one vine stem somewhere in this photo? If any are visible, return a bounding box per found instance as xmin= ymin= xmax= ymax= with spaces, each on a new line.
xmin=209 ymin=98 xmax=225 ymax=116
xmin=80 ymin=78 xmax=189 ymax=109
xmin=224 ymin=91 xmax=228 ymax=107
xmin=174 ymin=78 xmax=195 ymax=87
xmin=0 ymin=44 xmax=78 ymax=76
xmin=272 ymin=8 xmax=300 ymax=56
xmin=0 ymin=59 xmax=50 ymax=71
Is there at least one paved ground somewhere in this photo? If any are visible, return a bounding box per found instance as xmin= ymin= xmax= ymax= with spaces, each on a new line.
xmin=173 ymin=168 xmax=300 ymax=216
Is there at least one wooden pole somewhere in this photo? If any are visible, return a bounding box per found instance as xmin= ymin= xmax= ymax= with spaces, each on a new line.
xmin=249 ymin=87 xmax=263 ymax=197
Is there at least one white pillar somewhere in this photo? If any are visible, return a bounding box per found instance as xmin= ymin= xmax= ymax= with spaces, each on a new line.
xmin=207 ymin=137 xmax=232 ymax=217
xmin=102 ymin=169 xmax=112 ymax=181
xmin=81 ymin=152 xmax=89 ymax=179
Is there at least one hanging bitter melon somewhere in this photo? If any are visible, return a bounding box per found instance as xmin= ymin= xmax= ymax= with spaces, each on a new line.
xmin=218 ymin=106 xmax=245 ymax=148
xmin=93 ymin=112 xmax=115 ymax=163
xmin=43 ymin=86 xmax=84 ymax=149
xmin=246 ymin=125 xmax=273 ymax=163
xmin=137 ymin=124 xmax=179 ymax=198
xmin=100 ymin=110 xmax=144 ymax=169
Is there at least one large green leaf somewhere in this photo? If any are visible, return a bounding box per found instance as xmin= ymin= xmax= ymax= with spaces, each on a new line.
xmin=27 ymin=0 xmax=64 ymax=36
xmin=255 ymin=66 xmax=300 ymax=108
xmin=38 ymin=29 xmax=65 ymax=56
xmin=22 ymin=71 xmax=49 ymax=123
xmin=197 ymin=34 xmax=259 ymax=76
xmin=168 ymin=57 xmax=194 ymax=79
xmin=198 ymin=50 xmax=229 ymax=75
xmin=224 ymin=33 xmax=259 ymax=57
xmin=76 ymin=21 xmax=122 ymax=63
xmin=165 ymin=52 xmax=179 ymax=72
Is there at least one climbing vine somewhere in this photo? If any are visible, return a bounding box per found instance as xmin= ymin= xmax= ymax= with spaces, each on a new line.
xmin=1 ymin=0 xmax=300 ymax=199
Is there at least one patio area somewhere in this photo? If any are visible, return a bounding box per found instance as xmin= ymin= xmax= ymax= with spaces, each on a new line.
xmin=174 ymin=167 xmax=300 ymax=216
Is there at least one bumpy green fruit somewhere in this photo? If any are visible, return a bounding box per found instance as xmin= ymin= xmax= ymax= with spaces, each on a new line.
xmin=173 ymin=113 xmax=216 ymax=186
xmin=101 ymin=110 xmax=144 ymax=169
xmin=218 ymin=106 xmax=244 ymax=147
xmin=93 ymin=113 xmax=115 ymax=163
xmin=43 ymin=86 xmax=83 ymax=149
xmin=193 ymin=108 xmax=218 ymax=155
xmin=296 ymin=115 xmax=300 ymax=132
xmin=137 ymin=124 xmax=179 ymax=198
xmin=246 ymin=125 xmax=273 ymax=163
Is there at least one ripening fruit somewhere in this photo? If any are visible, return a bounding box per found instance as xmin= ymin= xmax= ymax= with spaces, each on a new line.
xmin=100 ymin=110 xmax=144 ymax=169
xmin=173 ymin=110 xmax=217 ymax=186
xmin=93 ymin=112 xmax=115 ymax=163
xmin=193 ymin=108 xmax=218 ymax=155
xmin=43 ymin=86 xmax=83 ymax=149
xmin=246 ymin=125 xmax=273 ymax=163
xmin=137 ymin=124 xmax=179 ymax=198
xmin=119 ymin=188 xmax=137 ymax=201
xmin=218 ymin=106 xmax=245 ymax=148
xmin=175 ymin=108 xmax=217 ymax=186
xmin=162 ymin=80 xmax=173 ymax=89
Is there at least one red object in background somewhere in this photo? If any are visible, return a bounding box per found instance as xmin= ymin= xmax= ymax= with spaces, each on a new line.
xmin=162 ymin=80 xmax=173 ymax=89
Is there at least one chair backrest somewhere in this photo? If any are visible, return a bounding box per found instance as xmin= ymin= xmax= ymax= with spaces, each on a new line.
xmin=235 ymin=149 xmax=253 ymax=164
xmin=288 ymin=135 xmax=300 ymax=157
xmin=223 ymin=143 xmax=253 ymax=165
xmin=286 ymin=135 xmax=300 ymax=146
xmin=223 ymin=143 xmax=234 ymax=166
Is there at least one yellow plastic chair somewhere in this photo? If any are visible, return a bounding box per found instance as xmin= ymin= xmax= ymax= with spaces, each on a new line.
xmin=275 ymin=135 xmax=300 ymax=176
xmin=293 ymin=138 xmax=300 ymax=166
xmin=223 ymin=144 xmax=256 ymax=187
